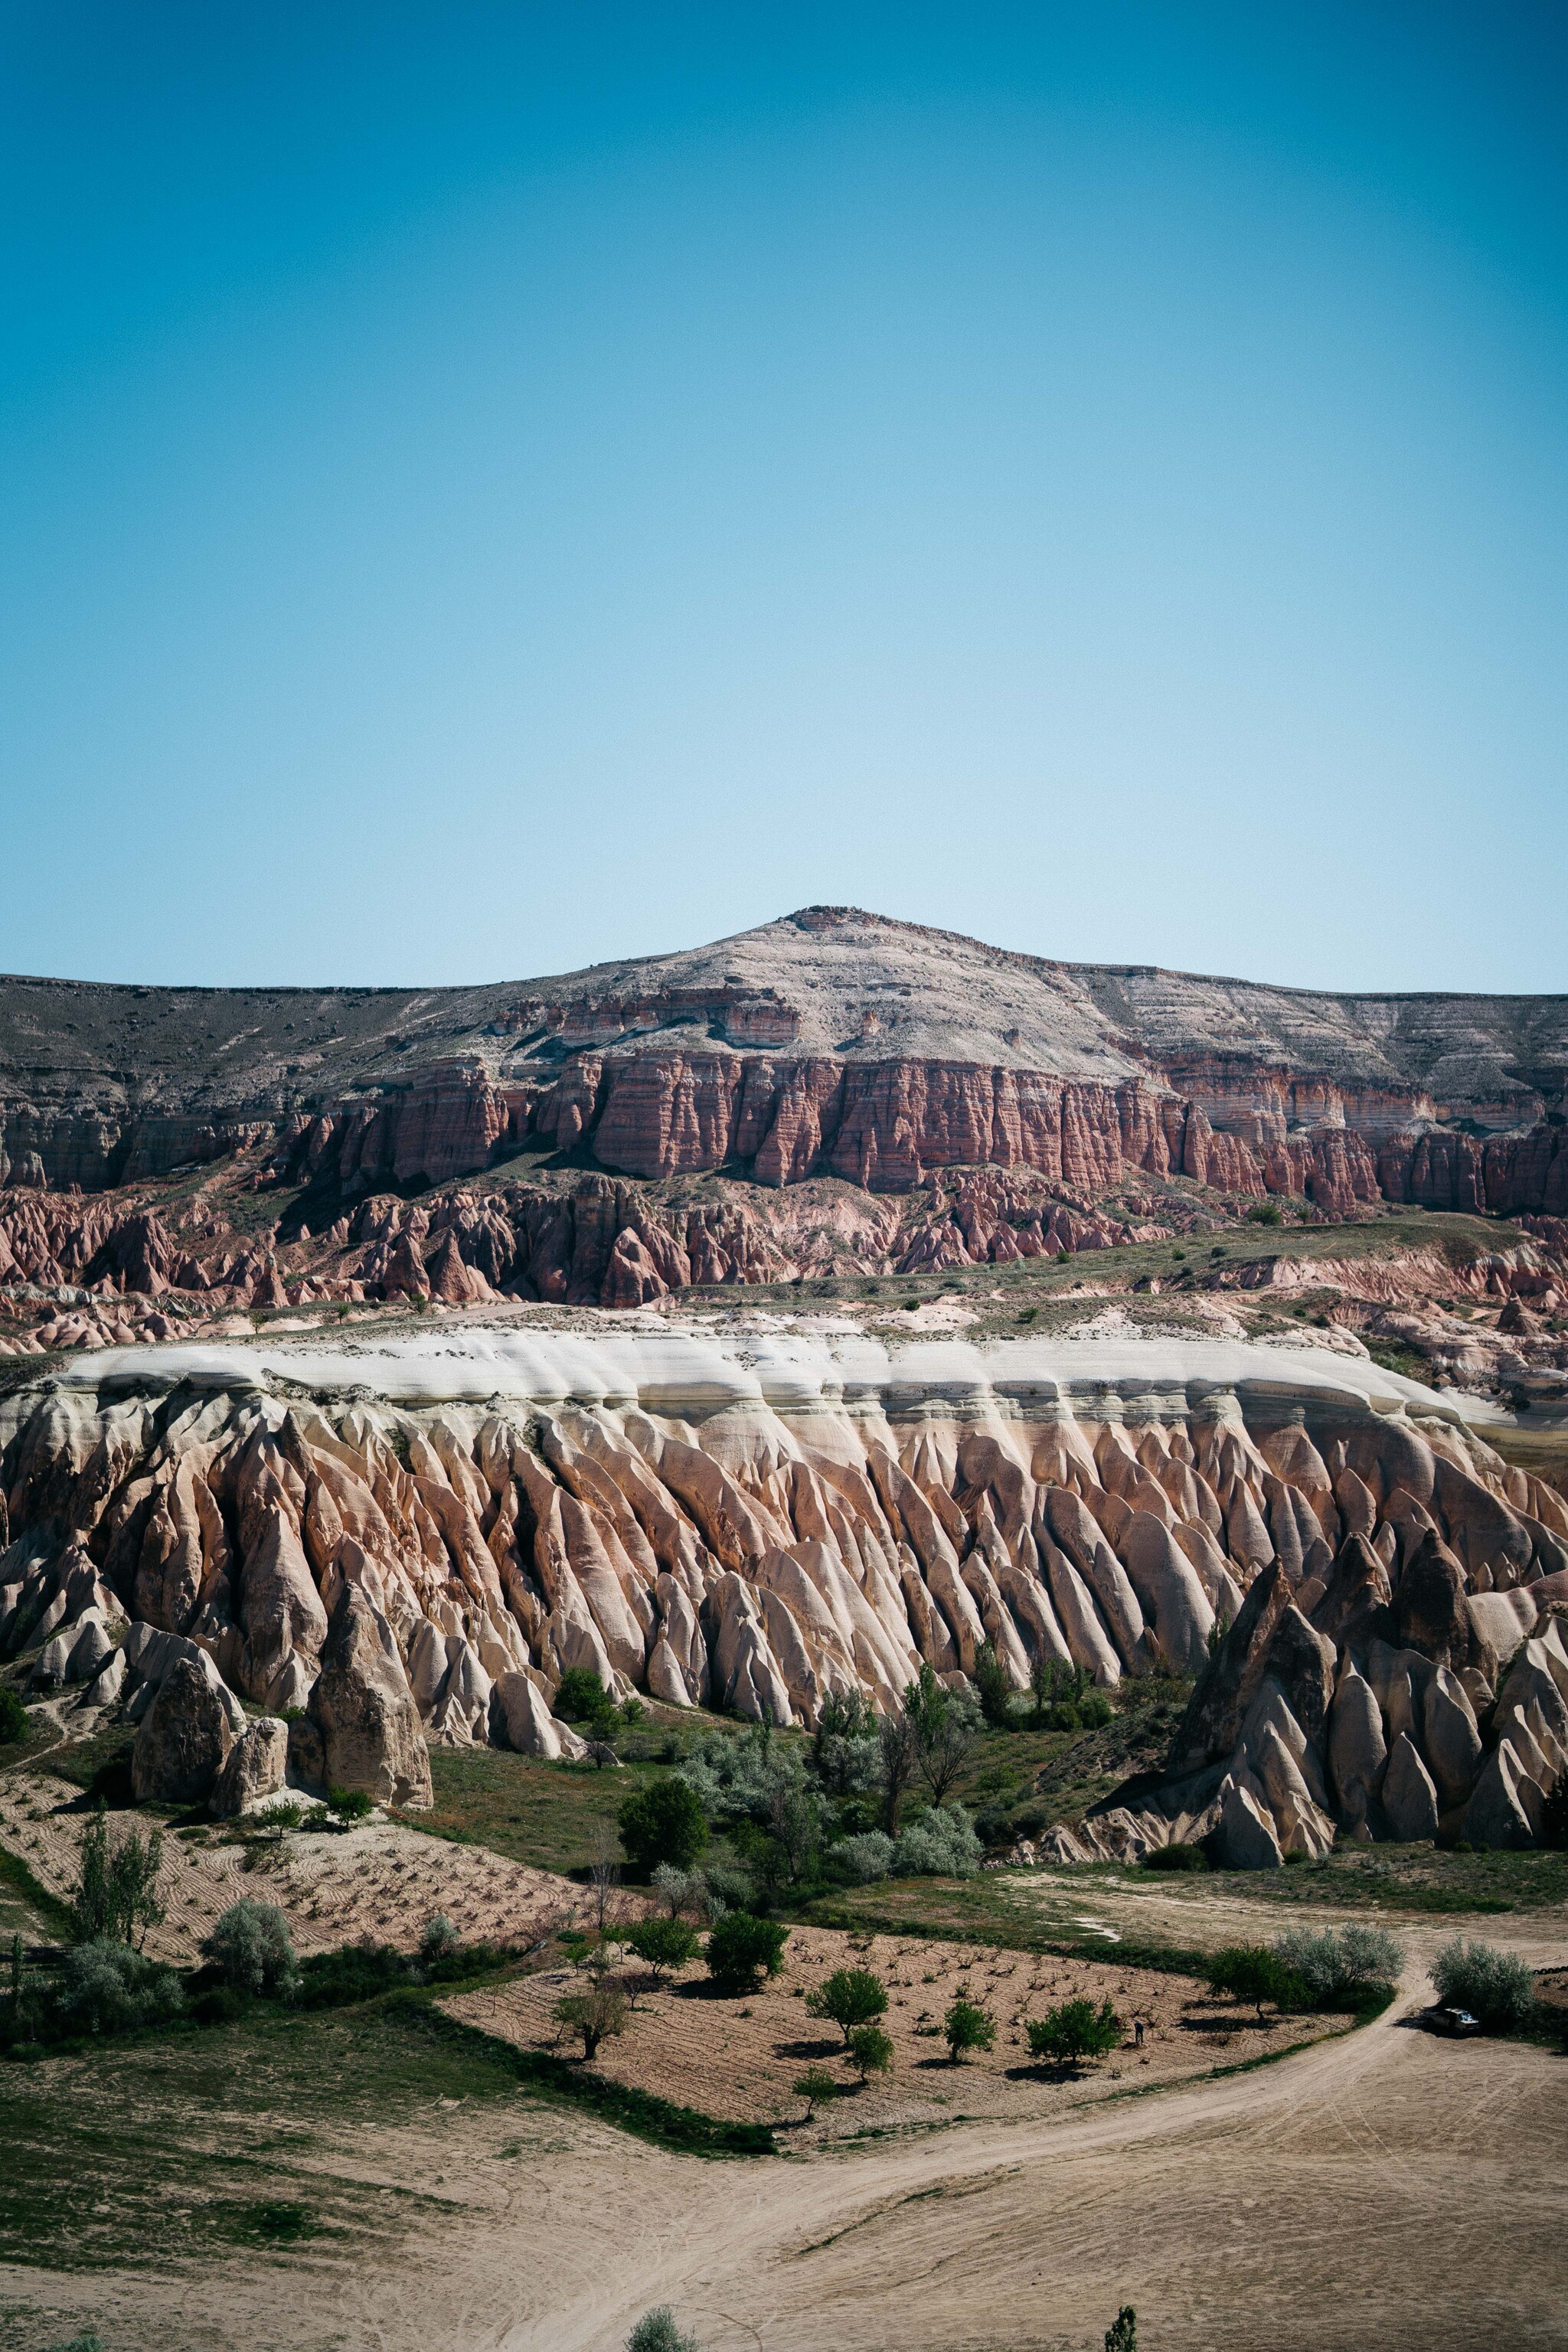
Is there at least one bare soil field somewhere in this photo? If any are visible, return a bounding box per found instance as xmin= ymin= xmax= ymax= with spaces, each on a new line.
xmin=449 ymin=1922 xmax=1326 ymax=2139
xmin=0 ymin=1769 xmax=577 ymax=1962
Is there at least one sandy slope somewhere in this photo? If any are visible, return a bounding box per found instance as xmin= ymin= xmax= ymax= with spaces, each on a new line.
xmin=5 ymin=1914 xmax=1563 ymax=2352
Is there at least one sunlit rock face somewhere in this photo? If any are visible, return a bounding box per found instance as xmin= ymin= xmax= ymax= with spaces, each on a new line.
xmin=3 ymin=1331 xmax=1565 ymax=1854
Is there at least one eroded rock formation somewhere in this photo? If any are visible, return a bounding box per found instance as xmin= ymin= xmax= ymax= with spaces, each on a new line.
xmin=3 ymin=1334 xmax=1563 ymax=1854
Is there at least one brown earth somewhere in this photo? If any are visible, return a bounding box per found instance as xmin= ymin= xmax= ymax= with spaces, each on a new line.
xmin=446 ymin=1921 xmax=1317 ymax=2137
xmin=2 ymin=1906 xmax=1563 ymax=2352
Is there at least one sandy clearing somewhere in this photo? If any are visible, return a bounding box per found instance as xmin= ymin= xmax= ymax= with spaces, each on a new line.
xmin=5 ymin=1914 xmax=1565 ymax=2352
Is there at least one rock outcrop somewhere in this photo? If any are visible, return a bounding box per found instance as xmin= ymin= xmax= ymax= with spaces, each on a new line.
xmin=3 ymin=1331 xmax=1563 ymax=1855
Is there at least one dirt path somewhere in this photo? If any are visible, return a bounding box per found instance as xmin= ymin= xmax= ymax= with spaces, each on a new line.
xmin=5 ymin=1913 xmax=1563 ymax=2352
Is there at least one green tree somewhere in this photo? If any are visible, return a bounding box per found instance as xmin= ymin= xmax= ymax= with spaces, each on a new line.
xmin=0 ymin=1685 xmax=28 ymax=1744
xmin=1105 ymin=2307 xmax=1138 ymax=2352
xmin=972 ymin=1642 xmax=1013 ymax=1728
xmin=1206 ymin=1945 xmax=1301 ymax=2021
xmin=1026 ymin=1998 xmax=1122 ymax=2071
xmin=624 ymin=1916 xmax=700 ymax=1988
xmin=619 ymin=1778 xmax=709 ymax=1877
xmin=201 ymin=1900 xmax=299 ymax=1998
xmin=69 ymin=1806 xmax=165 ymax=1949
xmin=805 ymin=1966 xmax=887 ymax=2047
xmin=845 ymin=2021 xmax=893 ymax=2081
xmin=942 ymin=1996 xmax=995 ymax=2061
xmin=794 ymin=2066 xmax=840 ymax=2122
xmin=704 ymin=1911 xmax=788 ymax=1994
xmin=554 ymin=1979 xmax=628 ymax=2060
xmin=555 ymin=1665 xmax=619 ymax=1732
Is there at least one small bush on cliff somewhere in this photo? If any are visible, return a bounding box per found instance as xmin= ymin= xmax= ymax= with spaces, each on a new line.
xmin=619 ymin=1777 xmax=709 ymax=1876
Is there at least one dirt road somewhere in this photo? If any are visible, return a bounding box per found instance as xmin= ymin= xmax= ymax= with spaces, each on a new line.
xmin=5 ymin=1913 xmax=1563 ymax=2352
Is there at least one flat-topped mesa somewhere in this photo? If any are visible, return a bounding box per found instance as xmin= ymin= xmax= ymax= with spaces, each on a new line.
xmin=2 ymin=909 xmax=1566 ymax=1215
xmin=4 ymin=1334 xmax=1565 ymax=1856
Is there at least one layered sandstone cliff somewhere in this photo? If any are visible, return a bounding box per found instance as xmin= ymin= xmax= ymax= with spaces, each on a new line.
xmin=3 ymin=1332 xmax=1564 ymax=1857
xmin=5 ymin=908 xmax=1566 ymax=1218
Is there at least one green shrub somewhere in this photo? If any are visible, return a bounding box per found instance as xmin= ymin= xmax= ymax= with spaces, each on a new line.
xmin=201 ymin=1900 xmax=299 ymax=1998
xmin=794 ymin=2065 xmax=840 ymax=2120
xmin=1430 ymin=1937 xmax=1537 ymax=2034
xmin=846 ymin=2020 xmax=893 ymax=2080
xmin=619 ymin=1777 xmax=709 ymax=1876
xmin=1246 ymin=1203 xmax=1283 ymax=1226
xmin=942 ymin=1997 xmax=995 ymax=2061
xmin=826 ymin=1830 xmax=895 ymax=1883
xmin=626 ymin=2309 xmax=701 ymax=2352
xmin=54 ymin=1939 xmax=185 ymax=2037
xmin=1539 ymin=1777 xmax=1568 ymax=1850
xmin=1205 ymin=1945 xmax=1304 ymax=2020
xmin=1142 ymin=1842 xmax=1208 ymax=1873
xmin=328 ymin=1786 xmax=374 ymax=1821
xmin=557 ymin=1665 xmax=619 ymax=1730
xmin=805 ymin=1966 xmax=887 ymax=2046
xmin=891 ymin=1804 xmax=982 ymax=1879
xmin=1105 ymin=2308 xmax=1138 ymax=2352
xmin=1026 ymin=1997 xmax=1123 ymax=2069
xmin=624 ymin=1916 xmax=700 ymax=1987
xmin=295 ymin=1940 xmax=409 ymax=2010
xmin=0 ymin=1685 xmax=28 ymax=1743
xmin=705 ymin=1912 xmax=788 ymax=1994
xmin=1272 ymin=1924 xmax=1402 ymax=2011
xmin=420 ymin=1913 xmax=459 ymax=1958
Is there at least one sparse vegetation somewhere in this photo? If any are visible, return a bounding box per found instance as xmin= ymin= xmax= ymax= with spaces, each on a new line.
xmin=626 ymin=2308 xmax=701 ymax=2352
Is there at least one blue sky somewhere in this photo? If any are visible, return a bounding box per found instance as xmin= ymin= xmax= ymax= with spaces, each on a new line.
xmin=2 ymin=2 xmax=1564 ymax=991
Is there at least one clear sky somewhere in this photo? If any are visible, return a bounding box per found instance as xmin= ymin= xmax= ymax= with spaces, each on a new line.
xmin=2 ymin=2 xmax=1564 ymax=993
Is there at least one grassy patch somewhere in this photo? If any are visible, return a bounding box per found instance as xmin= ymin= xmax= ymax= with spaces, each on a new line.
xmin=0 ymin=1997 xmax=529 ymax=2275
xmin=792 ymin=1875 xmax=1210 ymax=1978
xmin=1122 ymin=1843 xmax=1568 ymax=1916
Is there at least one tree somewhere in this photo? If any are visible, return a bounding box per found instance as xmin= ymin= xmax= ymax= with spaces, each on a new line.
xmin=625 ymin=1916 xmax=700 ymax=1988
xmin=554 ymin=1979 xmax=628 ymax=2060
xmin=943 ymin=1997 xmax=995 ymax=2061
xmin=201 ymin=1900 xmax=299 ymax=1998
xmin=69 ymin=1806 xmax=165 ymax=1949
xmin=1105 ymin=2307 xmax=1138 ymax=2352
xmin=846 ymin=2021 xmax=893 ymax=2081
xmin=556 ymin=1666 xmax=618 ymax=1733
xmin=877 ymin=1707 xmax=919 ymax=1836
xmin=619 ymin=1778 xmax=709 ymax=1877
xmin=705 ymin=1911 xmax=788 ymax=1994
xmin=1026 ymin=1998 xmax=1122 ymax=2071
xmin=626 ymin=2310 xmax=701 ymax=2352
xmin=1430 ymin=1936 xmax=1537 ymax=2033
xmin=794 ymin=2066 xmax=840 ymax=2122
xmin=972 ymin=1642 xmax=1013 ymax=1728
xmin=805 ymin=1966 xmax=888 ymax=2047
xmin=420 ymin=1913 xmax=459 ymax=1959
xmin=1206 ymin=1945 xmax=1301 ymax=2021
xmin=0 ymin=1685 xmax=28 ymax=1744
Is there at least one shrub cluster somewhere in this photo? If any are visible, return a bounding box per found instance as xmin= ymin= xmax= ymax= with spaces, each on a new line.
xmin=1272 ymin=1925 xmax=1402 ymax=2012
xmin=1430 ymin=1937 xmax=1537 ymax=2034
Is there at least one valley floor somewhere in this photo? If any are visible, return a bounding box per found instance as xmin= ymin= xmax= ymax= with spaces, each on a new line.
xmin=2 ymin=1898 xmax=1563 ymax=2352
